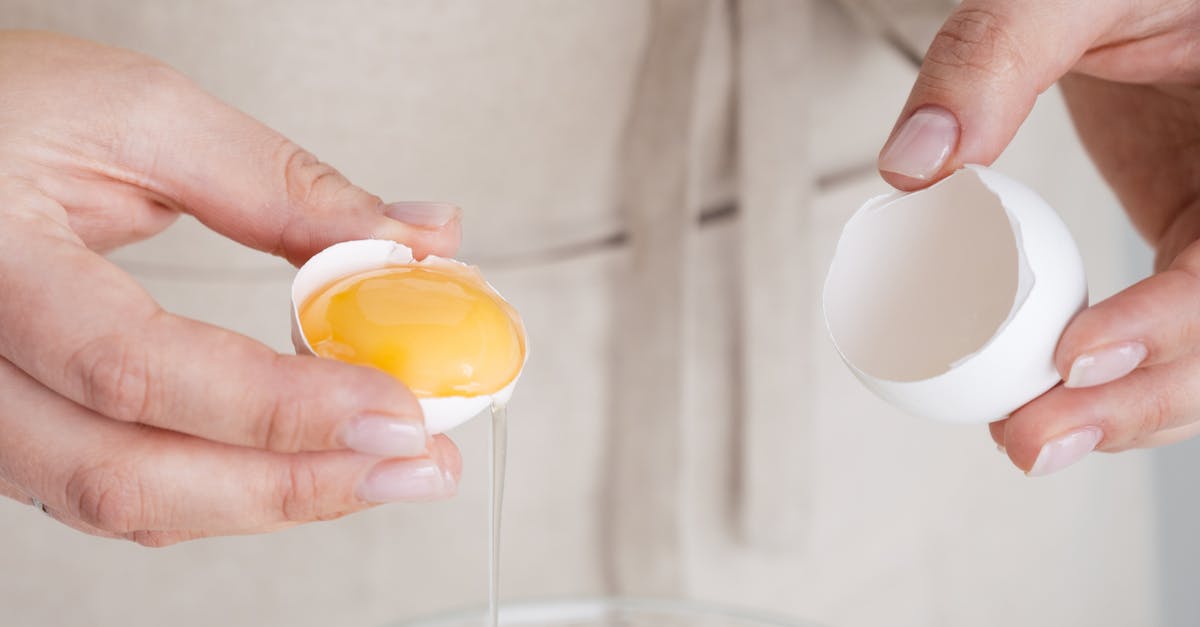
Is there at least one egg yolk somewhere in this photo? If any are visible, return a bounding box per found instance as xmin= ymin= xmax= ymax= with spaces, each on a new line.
xmin=299 ymin=266 xmax=524 ymax=398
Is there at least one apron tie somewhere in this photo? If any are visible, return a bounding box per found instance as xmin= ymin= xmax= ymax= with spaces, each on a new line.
xmin=734 ymin=0 xmax=816 ymax=551
xmin=603 ymin=0 xmax=712 ymax=596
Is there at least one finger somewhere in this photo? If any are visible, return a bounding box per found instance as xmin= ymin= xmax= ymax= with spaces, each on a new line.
xmin=1072 ymin=10 xmax=1200 ymax=84
xmin=1055 ymin=241 xmax=1200 ymax=390
xmin=1137 ymin=420 xmax=1200 ymax=450
xmin=25 ymin=484 xmax=272 ymax=545
xmin=0 ymin=32 xmax=457 ymax=260
xmin=41 ymin=504 xmax=128 ymax=541
xmin=0 ymin=180 xmax=430 ymax=456
xmin=0 ymin=358 xmax=461 ymax=535
xmin=1059 ymin=74 xmax=1200 ymax=257
xmin=113 ymin=65 xmax=461 ymax=264
xmin=1 ymin=427 xmax=124 ymax=540
xmin=877 ymin=0 xmax=1126 ymax=190
xmin=0 ymin=476 xmax=27 ymax=504
xmin=123 ymin=530 xmax=211 ymax=548
xmin=989 ymin=419 xmax=1008 ymax=450
xmin=51 ymin=508 xmax=284 ymax=546
xmin=124 ymin=528 xmax=314 ymax=548
xmin=1001 ymin=357 xmax=1200 ymax=475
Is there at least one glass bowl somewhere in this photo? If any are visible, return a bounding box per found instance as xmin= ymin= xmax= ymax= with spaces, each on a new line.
xmin=392 ymin=598 xmax=822 ymax=627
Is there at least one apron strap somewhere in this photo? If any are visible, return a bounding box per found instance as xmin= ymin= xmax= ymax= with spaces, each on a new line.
xmin=603 ymin=0 xmax=712 ymax=595
xmin=734 ymin=0 xmax=816 ymax=551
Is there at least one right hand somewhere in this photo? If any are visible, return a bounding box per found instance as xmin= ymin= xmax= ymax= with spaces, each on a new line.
xmin=0 ymin=30 xmax=463 ymax=546
xmin=876 ymin=1 xmax=1200 ymax=476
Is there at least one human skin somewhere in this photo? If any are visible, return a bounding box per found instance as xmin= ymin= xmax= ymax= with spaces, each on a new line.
xmin=877 ymin=0 xmax=1200 ymax=475
xmin=0 ymin=31 xmax=465 ymax=546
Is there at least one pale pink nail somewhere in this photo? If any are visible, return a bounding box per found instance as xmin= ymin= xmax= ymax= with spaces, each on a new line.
xmin=1027 ymin=427 xmax=1104 ymax=477
xmin=1065 ymin=342 xmax=1148 ymax=388
xmin=357 ymin=458 xmax=455 ymax=503
xmin=879 ymin=106 xmax=960 ymax=180
xmin=340 ymin=414 xmax=427 ymax=457
xmin=383 ymin=201 xmax=459 ymax=228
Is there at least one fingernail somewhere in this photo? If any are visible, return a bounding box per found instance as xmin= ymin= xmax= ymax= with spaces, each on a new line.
xmin=879 ymin=106 xmax=959 ymax=180
xmin=1065 ymin=342 xmax=1148 ymax=388
xmin=357 ymin=458 xmax=455 ymax=503
xmin=340 ymin=414 xmax=427 ymax=457
xmin=1027 ymin=426 xmax=1104 ymax=477
xmin=383 ymin=201 xmax=459 ymax=228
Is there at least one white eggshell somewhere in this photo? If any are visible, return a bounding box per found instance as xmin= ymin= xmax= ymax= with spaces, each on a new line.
xmin=823 ymin=165 xmax=1087 ymax=423
xmin=290 ymin=239 xmax=526 ymax=434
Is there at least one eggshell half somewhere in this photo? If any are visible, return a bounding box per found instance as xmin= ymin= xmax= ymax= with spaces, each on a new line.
xmin=290 ymin=239 xmax=526 ymax=434
xmin=823 ymin=165 xmax=1087 ymax=423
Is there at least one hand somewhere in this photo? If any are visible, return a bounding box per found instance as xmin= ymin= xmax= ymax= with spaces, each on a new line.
xmin=876 ymin=2 xmax=1200 ymax=475
xmin=0 ymin=31 xmax=464 ymax=545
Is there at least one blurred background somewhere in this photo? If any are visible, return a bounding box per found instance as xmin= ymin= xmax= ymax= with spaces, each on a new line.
xmin=0 ymin=1 xmax=1196 ymax=626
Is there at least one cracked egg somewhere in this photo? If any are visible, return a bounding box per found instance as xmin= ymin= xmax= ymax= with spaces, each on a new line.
xmin=823 ymin=165 xmax=1088 ymax=423
xmin=291 ymin=240 xmax=526 ymax=433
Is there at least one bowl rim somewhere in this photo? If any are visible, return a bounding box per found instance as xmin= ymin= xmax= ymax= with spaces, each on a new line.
xmin=389 ymin=596 xmax=823 ymax=627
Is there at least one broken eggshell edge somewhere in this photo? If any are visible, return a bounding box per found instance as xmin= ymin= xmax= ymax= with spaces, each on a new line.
xmin=290 ymin=239 xmax=526 ymax=434
xmin=823 ymin=165 xmax=1088 ymax=424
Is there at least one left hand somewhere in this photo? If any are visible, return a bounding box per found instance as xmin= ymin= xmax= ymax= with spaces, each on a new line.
xmin=0 ymin=31 xmax=465 ymax=545
xmin=877 ymin=0 xmax=1200 ymax=475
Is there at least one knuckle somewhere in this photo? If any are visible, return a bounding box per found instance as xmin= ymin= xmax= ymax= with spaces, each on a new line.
xmin=923 ymin=8 xmax=1026 ymax=83
xmin=314 ymin=508 xmax=355 ymax=523
xmin=278 ymin=459 xmax=322 ymax=523
xmin=128 ymin=60 xmax=192 ymax=94
xmin=258 ymin=396 xmax=308 ymax=452
xmin=115 ymin=60 xmax=196 ymax=125
xmin=0 ymin=177 xmax=74 ymax=233
xmin=272 ymin=141 xmax=381 ymax=263
xmin=1135 ymin=394 xmax=1173 ymax=446
xmin=65 ymin=461 xmax=147 ymax=532
xmin=278 ymin=143 xmax=362 ymax=211
xmin=66 ymin=333 xmax=155 ymax=424
xmin=1170 ymin=264 xmax=1200 ymax=291
xmin=1175 ymin=36 xmax=1200 ymax=80
xmin=107 ymin=52 xmax=198 ymax=112
xmin=105 ymin=60 xmax=197 ymax=179
xmin=0 ymin=176 xmax=45 ymax=208
xmin=125 ymin=530 xmax=182 ymax=548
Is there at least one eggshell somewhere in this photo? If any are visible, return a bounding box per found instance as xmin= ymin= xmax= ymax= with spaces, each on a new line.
xmin=822 ymin=165 xmax=1087 ymax=423
xmin=291 ymin=239 xmax=526 ymax=434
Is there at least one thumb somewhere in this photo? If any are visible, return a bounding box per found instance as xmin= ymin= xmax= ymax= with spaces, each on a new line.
xmin=876 ymin=0 xmax=1125 ymax=190
xmin=120 ymin=67 xmax=461 ymax=265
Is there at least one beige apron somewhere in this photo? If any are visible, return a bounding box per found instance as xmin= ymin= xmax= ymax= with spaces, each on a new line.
xmin=0 ymin=2 xmax=1161 ymax=626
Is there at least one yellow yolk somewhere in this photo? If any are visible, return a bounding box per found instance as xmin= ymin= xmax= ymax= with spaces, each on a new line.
xmin=299 ymin=266 xmax=524 ymax=398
